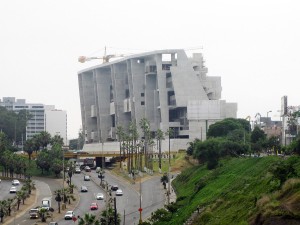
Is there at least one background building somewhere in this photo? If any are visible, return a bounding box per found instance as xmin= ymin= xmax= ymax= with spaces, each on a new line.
xmin=44 ymin=105 xmax=68 ymax=145
xmin=0 ymin=97 xmax=68 ymax=145
xmin=78 ymin=49 xmax=237 ymax=152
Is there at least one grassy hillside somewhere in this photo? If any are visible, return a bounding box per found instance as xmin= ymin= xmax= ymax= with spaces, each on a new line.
xmin=166 ymin=156 xmax=300 ymax=225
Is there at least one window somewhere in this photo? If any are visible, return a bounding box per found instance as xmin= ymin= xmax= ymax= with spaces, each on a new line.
xmin=141 ymin=93 xmax=144 ymax=97
xmin=141 ymin=101 xmax=145 ymax=105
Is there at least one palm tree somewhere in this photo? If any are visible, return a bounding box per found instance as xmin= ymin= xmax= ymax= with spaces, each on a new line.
xmin=129 ymin=122 xmax=139 ymax=173
xmin=24 ymin=138 xmax=35 ymax=162
xmin=116 ymin=125 xmax=125 ymax=169
xmin=78 ymin=213 xmax=100 ymax=225
xmin=139 ymin=118 xmax=150 ymax=169
xmin=37 ymin=131 xmax=52 ymax=149
xmin=51 ymin=134 xmax=64 ymax=147
xmin=156 ymin=129 xmax=165 ymax=172
xmin=100 ymin=207 xmax=120 ymax=225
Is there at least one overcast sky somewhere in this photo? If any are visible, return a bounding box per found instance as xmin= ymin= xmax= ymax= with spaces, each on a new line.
xmin=1 ymin=0 xmax=299 ymax=140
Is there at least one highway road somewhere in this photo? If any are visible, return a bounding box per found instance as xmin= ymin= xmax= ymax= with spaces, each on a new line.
xmin=2 ymin=168 xmax=166 ymax=225
xmin=0 ymin=179 xmax=23 ymax=201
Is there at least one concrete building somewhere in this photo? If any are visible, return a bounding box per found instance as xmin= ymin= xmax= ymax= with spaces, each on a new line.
xmin=0 ymin=97 xmax=68 ymax=145
xmin=78 ymin=49 xmax=237 ymax=152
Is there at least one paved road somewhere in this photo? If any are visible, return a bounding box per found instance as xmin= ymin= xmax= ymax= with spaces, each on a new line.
xmin=4 ymin=169 xmax=168 ymax=225
xmin=0 ymin=179 xmax=23 ymax=201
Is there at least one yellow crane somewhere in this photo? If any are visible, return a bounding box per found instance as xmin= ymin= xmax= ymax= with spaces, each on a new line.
xmin=78 ymin=47 xmax=124 ymax=64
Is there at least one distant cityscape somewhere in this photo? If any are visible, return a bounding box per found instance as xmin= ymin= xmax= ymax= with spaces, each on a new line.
xmin=0 ymin=97 xmax=67 ymax=145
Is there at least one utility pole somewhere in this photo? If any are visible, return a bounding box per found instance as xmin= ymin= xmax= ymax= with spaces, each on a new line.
xmin=139 ymin=172 xmax=143 ymax=224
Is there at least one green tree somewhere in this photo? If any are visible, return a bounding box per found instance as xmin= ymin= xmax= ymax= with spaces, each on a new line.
xmin=51 ymin=134 xmax=64 ymax=147
xmin=156 ymin=129 xmax=165 ymax=171
xmin=269 ymin=159 xmax=297 ymax=187
xmin=251 ymin=126 xmax=266 ymax=153
xmin=79 ymin=213 xmax=100 ymax=225
xmin=24 ymin=138 xmax=35 ymax=162
xmin=0 ymin=107 xmax=28 ymax=145
xmin=37 ymin=131 xmax=52 ymax=149
xmin=149 ymin=208 xmax=172 ymax=224
xmin=36 ymin=150 xmax=51 ymax=174
xmin=139 ymin=118 xmax=150 ymax=169
xmin=207 ymin=118 xmax=248 ymax=138
xmin=100 ymin=206 xmax=120 ymax=225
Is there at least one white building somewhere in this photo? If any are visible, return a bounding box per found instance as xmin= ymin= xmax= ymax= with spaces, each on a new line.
xmin=44 ymin=105 xmax=68 ymax=145
xmin=0 ymin=97 xmax=67 ymax=145
xmin=78 ymin=49 xmax=237 ymax=152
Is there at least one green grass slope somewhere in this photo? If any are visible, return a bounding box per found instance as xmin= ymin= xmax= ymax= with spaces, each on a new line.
xmin=167 ymin=156 xmax=300 ymax=225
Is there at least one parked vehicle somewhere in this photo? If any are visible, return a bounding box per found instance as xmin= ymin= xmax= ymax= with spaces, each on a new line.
xmin=85 ymin=166 xmax=91 ymax=172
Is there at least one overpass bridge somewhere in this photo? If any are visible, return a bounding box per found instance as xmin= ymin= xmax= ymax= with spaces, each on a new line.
xmin=29 ymin=150 xmax=181 ymax=160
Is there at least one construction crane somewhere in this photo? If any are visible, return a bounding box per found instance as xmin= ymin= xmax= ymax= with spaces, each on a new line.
xmin=78 ymin=47 xmax=124 ymax=64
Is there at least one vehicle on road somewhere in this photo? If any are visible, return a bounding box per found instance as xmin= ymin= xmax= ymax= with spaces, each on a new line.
xmin=29 ymin=208 xmax=39 ymax=219
xmin=84 ymin=175 xmax=90 ymax=181
xmin=98 ymin=172 xmax=105 ymax=179
xmin=49 ymin=222 xmax=58 ymax=225
xmin=96 ymin=167 xmax=101 ymax=173
xmin=41 ymin=197 xmax=52 ymax=211
xmin=9 ymin=186 xmax=17 ymax=193
xmin=90 ymin=202 xmax=98 ymax=210
xmin=96 ymin=193 xmax=104 ymax=200
xmin=85 ymin=166 xmax=91 ymax=172
xmin=111 ymin=185 xmax=118 ymax=191
xmin=75 ymin=167 xmax=81 ymax=173
xmin=81 ymin=186 xmax=88 ymax=192
xmin=12 ymin=179 xmax=20 ymax=185
xmin=116 ymin=189 xmax=123 ymax=196
xmin=64 ymin=211 xmax=75 ymax=220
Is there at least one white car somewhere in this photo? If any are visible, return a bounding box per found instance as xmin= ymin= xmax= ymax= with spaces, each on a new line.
xmin=10 ymin=186 xmax=17 ymax=193
xmin=116 ymin=189 xmax=123 ymax=196
xmin=75 ymin=167 xmax=81 ymax=174
xmin=12 ymin=179 xmax=20 ymax=185
xmin=96 ymin=193 xmax=104 ymax=200
xmin=84 ymin=175 xmax=90 ymax=181
xmin=64 ymin=211 xmax=75 ymax=220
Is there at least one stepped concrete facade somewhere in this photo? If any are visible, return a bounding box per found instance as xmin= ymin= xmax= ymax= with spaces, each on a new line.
xmin=78 ymin=49 xmax=237 ymax=152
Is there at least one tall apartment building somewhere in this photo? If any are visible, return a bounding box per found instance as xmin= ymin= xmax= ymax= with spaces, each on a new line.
xmin=78 ymin=49 xmax=237 ymax=151
xmin=44 ymin=105 xmax=68 ymax=145
xmin=0 ymin=97 xmax=67 ymax=145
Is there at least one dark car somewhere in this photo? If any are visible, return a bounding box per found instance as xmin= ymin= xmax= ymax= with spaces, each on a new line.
xmin=111 ymin=185 xmax=118 ymax=191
